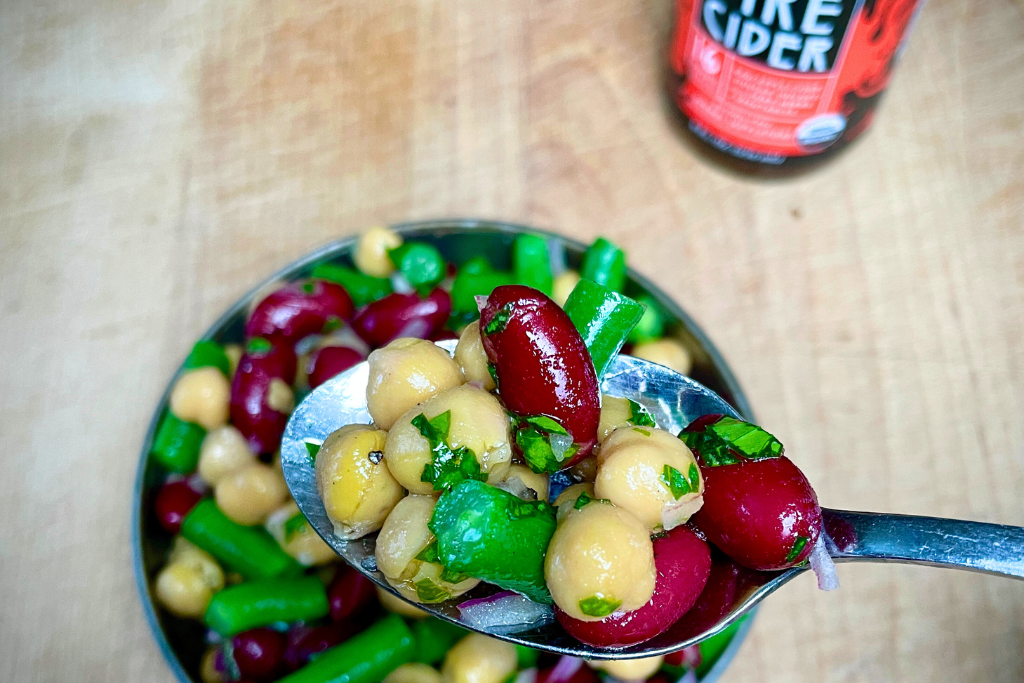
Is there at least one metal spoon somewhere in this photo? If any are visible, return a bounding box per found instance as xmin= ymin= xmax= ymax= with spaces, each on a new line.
xmin=281 ymin=340 xmax=1024 ymax=660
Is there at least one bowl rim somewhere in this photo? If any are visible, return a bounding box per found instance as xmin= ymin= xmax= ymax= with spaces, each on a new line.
xmin=131 ymin=218 xmax=756 ymax=683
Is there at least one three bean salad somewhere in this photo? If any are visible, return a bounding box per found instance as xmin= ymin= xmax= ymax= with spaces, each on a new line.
xmin=148 ymin=225 xmax=828 ymax=683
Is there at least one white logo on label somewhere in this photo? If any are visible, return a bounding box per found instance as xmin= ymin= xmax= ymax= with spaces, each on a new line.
xmin=700 ymin=46 xmax=723 ymax=74
xmin=796 ymin=113 xmax=846 ymax=147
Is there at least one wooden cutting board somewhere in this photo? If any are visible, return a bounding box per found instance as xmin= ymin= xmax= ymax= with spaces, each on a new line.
xmin=1 ymin=0 xmax=1022 ymax=681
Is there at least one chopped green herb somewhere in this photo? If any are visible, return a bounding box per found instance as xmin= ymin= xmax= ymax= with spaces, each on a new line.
xmin=522 ymin=414 xmax=569 ymax=435
xmin=627 ymin=399 xmax=657 ymax=427
xmin=414 ymin=412 xmax=487 ymax=492
xmin=687 ymin=462 xmax=700 ymax=491
xmin=633 ymin=427 xmax=652 ymax=436
xmin=578 ymin=595 xmax=622 ymax=617
xmin=321 ymin=315 xmax=342 ymax=334
xmin=415 ymin=542 xmax=440 ymax=564
xmin=516 ymin=427 xmax=578 ymax=474
xmin=439 ymin=566 xmax=471 ymax=585
xmin=785 ymin=536 xmax=810 ymax=563
xmin=246 ymin=337 xmax=273 ymax=355
xmin=283 ymin=513 xmax=307 ymax=541
xmin=413 ymin=578 xmax=451 ymax=603
xmin=301 ymin=281 xmax=317 ymax=294
xmin=680 ymin=417 xmax=784 ymax=467
xmin=304 ymin=440 xmax=322 ymax=466
xmin=483 ymin=304 xmax=513 ymax=335
xmin=572 ymin=491 xmax=610 ymax=510
xmin=660 ymin=465 xmax=692 ymax=500
xmin=487 ymin=362 xmax=499 ymax=388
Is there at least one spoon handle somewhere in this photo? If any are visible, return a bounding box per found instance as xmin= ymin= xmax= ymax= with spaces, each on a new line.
xmin=822 ymin=509 xmax=1024 ymax=579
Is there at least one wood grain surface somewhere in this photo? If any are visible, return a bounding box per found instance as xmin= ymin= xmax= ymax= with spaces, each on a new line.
xmin=2 ymin=0 xmax=1023 ymax=681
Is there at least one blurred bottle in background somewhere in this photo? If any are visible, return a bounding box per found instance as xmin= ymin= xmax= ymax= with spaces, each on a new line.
xmin=668 ymin=0 xmax=925 ymax=174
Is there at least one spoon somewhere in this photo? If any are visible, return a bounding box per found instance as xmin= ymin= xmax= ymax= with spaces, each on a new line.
xmin=281 ymin=340 xmax=1024 ymax=660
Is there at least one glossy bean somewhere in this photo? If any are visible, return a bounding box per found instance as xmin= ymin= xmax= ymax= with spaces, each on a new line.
xmin=181 ymin=499 xmax=302 ymax=579
xmin=580 ymin=237 xmax=626 ymax=293
xmin=307 ymin=345 xmax=364 ymax=389
xmin=275 ymin=614 xmax=414 ymax=683
xmin=151 ymin=412 xmax=206 ymax=474
xmin=352 ymin=289 xmax=452 ymax=348
xmin=245 ymin=279 xmax=355 ymax=344
xmin=154 ymin=480 xmax=203 ymax=534
xmin=480 ymin=285 xmax=600 ymax=467
xmin=410 ymin=618 xmax=467 ymax=665
xmin=354 ymin=226 xmax=403 ymax=278
xmin=388 ymin=241 xmax=447 ymax=294
xmin=328 ymin=565 xmax=376 ymax=622
xmin=513 ymin=233 xmax=553 ymax=295
xmin=198 ymin=425 xmax=257 ymax=486
xmin=230 ymin=338 xmax=298 ymax=454
xmin=589 ymin=656 xmax=663 ymax=681
xmin=284 ymin=623 xmax=357 ymax=672
xmin=228 ymin=628 xmax=286 ymax=681
xmin=183 ymin=340 xmax=232 ymax=377
xmin=562 ymin=278 xmax=645 ymax=379
xmin=204 ymin=576 xmax=329 ymax=636
xmin=556 ymin=524 xmax=711 ymax=647
xmin=310 ymin=263 xmax=392 ymax=307
xmin=683 ymin=415 xmax=821 ymax=570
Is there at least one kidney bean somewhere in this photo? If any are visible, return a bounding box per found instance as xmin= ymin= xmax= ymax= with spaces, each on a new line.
xmin=665 ymin=552 xmax=767 ymax=642
xmin=683 ymin=415 xmax=821 ymax=571
xmin=555 ymin=525 xmax=711 ymax=647
xmin=154 ymin=480 xmax=203 ymax=534
xmin=228 ymin=628 xmax=286 ymax=681
xmin=327 ymin=565 xmax=376 ymax=622
xmin=429 ymin=329 xmax=459 ymax=342
xmin=480 ymin=285 xmax=600 ymax=466
xmin=352 ymin=289 xmax=452 ymax=348
xmin=245 ymin=280 xmax=355 ymax=345
xmin=284 ymin=623 xmax=357 ymax=671
xmin=307 ymin=346 xmax=364 ymax=389
xmin=536 ymin=661 xmax=600 ymax=683
xmin=230 ymin=338 xmax=297 ymax=454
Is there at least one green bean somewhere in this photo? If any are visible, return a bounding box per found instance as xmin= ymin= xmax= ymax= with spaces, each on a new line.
xmin=388 ymin=242 xmax=446 ymax=295
xmin=563 ymin=278 xmax=645 ymax=378
xmin=460 ymin=256 xmax=495 ymax=276
xmin=311 ymin=264 xmax=392 ymax=307
xmin=277 ymin=614 xmax=415 ymax=683
xmin=513 ymin=234 xmax=553 ymax=295
xmin=516 ymin=645 xmax=540 ymax=669
xmin=204 ymin=575 xmax=329 ymax=635
xmin=627 ymin=293 xmax=666 ymax=345
xmin=181 ymin=499 xmax=301 ymax=580
xmin=150 ymin=412 xmax=205 ymax=473
xmin=581 ymin=237 xmax=626 ymax=292
xmin=411 ymin=618 xmax=466 ymax=665
xmin=182 ymin=340 xmax=231 ymax=376
xmin=451 ymin=270 xmax=515 ymax=320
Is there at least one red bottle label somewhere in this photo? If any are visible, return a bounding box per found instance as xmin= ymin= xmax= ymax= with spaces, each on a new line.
xmin=670 ymin=0 xmax=924 ymax=163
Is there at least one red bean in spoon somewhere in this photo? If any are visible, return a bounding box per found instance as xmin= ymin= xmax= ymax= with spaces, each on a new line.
xmin=480 ymin=285 xmax=600 ymax=466
xmin=682 ymin=414 xmax=821 ymax=571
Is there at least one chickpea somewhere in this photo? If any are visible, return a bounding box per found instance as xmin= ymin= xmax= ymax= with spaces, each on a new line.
xmin=377 ymin=495 xmax=479 ymax=603
xmin=552 ymin=270 xmax=581 ymax=307
xmin=316 ymin=424 xmax=405 ymax=539
xmin=454 ymin=321 xmax=495 ymax=390
xmin=544 ymin=500 xmax=655 ymax=621
xmin=169 ymin=366 xmax=231 ymax=430
xmin=441 ymin=633 xmax=517 ymax=683
xmin=377 ymin=585 xmax=429 ymax=619
xmin=598 ymin=395 xmax=633 ymax=443
xmin=198 ymin=425 xmax=256 ymax=486
xmin=552 ymin=482 xmax=594 ymax=509
xmin=200 ymin=648 xmax=225 ymax=683
xmin=384 ymin=663 xmax=442 ymax=683
xmin=224 ymin=344 xmax=243 ymax=379
xmin=266 ymin=377 xmax=295 ymax=414
xmin=503 ymin=463 xmax=549 ymax=501
xmin=355 ymin=226 xmax=403 ymax=278
xmin=632 ymin=338 xmax=693 ymax=376
xmin=266 ymin=501 xmax=337 ymax=566
xmin=589 ymin=656 xmax=664 ymax=681
xmin=155 ymin=539 xmax=225 ymax=618
xmin=215 ymin=462 xmax=289 ymax=526
xmin=367 ymin=338 xmax=464 ymax=430
xmin=385 ymin=385 xmax=512 ymax=494
xmin=594 ymin=426 xmax=703 ymax=530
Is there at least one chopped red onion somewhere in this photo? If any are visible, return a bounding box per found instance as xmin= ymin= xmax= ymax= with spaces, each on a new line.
xmin=809 ymin=530 xmax=839 ymax=591
xmin=390 ymin=272 xmax=415 ymax=294
xmin=457 ymin=591 xmax=553 ymax=633
xmin=678 ymin=669 xmax=698 ymax=683
xmin=550 ymin=433 xmax=574 ymax=462
xmin=475 ymin=295 xmax=489 ymax=313
xmin=546 ymin=656 xmax=584 ymax=683
xmin=495 ymin=475 xmax=538 ymax=501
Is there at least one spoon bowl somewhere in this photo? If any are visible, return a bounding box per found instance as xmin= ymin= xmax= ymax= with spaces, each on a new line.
xmin=281 ymin=340 xmax=1024 ymax=659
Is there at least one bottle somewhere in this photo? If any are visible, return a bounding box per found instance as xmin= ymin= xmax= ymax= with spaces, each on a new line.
xmin=667 ymin=0 xmax=926 ymax=174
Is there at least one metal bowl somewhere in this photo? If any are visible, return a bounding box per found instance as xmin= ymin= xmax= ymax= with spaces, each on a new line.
xmin=132 ymin=218 xmax=756 ymax=683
